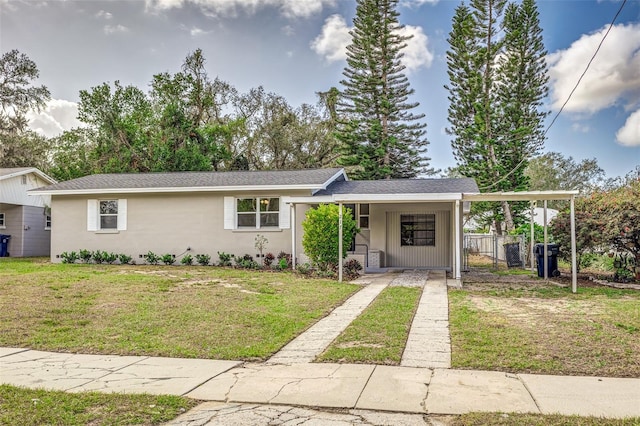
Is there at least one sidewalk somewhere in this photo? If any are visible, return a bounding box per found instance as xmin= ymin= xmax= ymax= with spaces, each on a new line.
xmin=2 ymin=347 xmax=639 ymax=420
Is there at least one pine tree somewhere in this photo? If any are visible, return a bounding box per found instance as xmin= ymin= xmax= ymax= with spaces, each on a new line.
xmin=445 ymin=0 xmax=549 ymax=233
xmin=336 ymin=0 xmax=432 ymax=180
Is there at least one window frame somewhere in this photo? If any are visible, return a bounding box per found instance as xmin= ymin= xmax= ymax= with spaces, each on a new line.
xmin=236 ymin=197 xmax=280 ymax=229
xmin=359 ymin=203 xmax=370 ymax=229
xmin=400 ymin=214 xmax=436 ymax=247
xmin=99 ymin=200 xmax=119 ymax=230
xmin=45 ymin=214 xmax=51 ymax=230
xmin=0 ymin=212 xmax=5 ymax=228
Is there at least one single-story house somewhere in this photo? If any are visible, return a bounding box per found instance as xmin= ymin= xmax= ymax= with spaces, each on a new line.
xmin=0 ymin=167 xmax=56 ymax=257
xmin=30 ymin=168 xmax=478 ymax=275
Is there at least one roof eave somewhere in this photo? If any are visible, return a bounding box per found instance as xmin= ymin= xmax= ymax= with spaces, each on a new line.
xmin=29 ymin=183 xmax=324 ymax=196
xmin=0 ymin=168 xmax=57 ymax=185
xmin=463 ymin=190 xmax=579 ymax=202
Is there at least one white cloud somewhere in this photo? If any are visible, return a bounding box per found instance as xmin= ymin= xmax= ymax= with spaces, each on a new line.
xmin=144 ymin=0 xmax=335 ymax=19
xmin=104 ymin=24 xmax=129 ymax=35
xmin=311 ymin=15 xmax=433 ymax=73
xmin=27 ymin=99 xmax=83 ymax=138
xmin=571 ymin=123 xmax=591 ymax=133
xmin=616 ymin=108 xmax=640 ymax=146
xmin=95 ymin=10 xmax=113 ymax=19
xmin=281 ymin=25 xmax=295 ymax=37
xmin=401 ymin=0 xmax=439 ymax=6
xmin=190 ymin=27 xmax=210 ymax=37
xmin=399 ymin=25 xmax=433 ymax=72
xmin=310 ymin=14 xmax=351 ymax=63
xmin=547 ymin=23 xmax=640 ymax=114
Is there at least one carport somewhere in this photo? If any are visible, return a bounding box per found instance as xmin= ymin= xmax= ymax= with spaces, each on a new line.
xmin=461 ymin=190 xmax=580 ymax=293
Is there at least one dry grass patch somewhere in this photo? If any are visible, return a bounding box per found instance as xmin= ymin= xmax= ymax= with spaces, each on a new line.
xmin=450 ymin=277 xmax=640 ymax=377
xmin=0 ymin=259 xmax=358 ymax=361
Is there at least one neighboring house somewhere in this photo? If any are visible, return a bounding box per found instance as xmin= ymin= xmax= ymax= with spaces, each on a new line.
xmin=30 ymin=168 xmax=479 ymax=276
xmin=0 ymin=168 xmax=56 ymax=257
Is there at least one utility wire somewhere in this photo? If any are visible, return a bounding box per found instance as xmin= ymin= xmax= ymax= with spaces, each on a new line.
xmin=480 ymin=0 xmax=627 ymax=192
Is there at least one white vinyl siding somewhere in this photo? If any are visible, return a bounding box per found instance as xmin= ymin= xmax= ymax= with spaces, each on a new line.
xmin=385 ymin=210 xmax=450 ymax=268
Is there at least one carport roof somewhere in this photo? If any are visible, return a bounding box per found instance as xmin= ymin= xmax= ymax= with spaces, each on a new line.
xmin=315 ymin=178 xmax=479 ymax=195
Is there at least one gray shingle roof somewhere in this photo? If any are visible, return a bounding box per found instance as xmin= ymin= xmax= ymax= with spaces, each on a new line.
xmin=315 ymin=178 xmax=479 ymax=195
xmin=34 ymin=168 xmax=345 ymax=193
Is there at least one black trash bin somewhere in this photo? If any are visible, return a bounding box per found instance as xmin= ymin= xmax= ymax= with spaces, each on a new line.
xmin=534 ymin=243 xmax=560 ymax=277
xmin=0 ymin=234 xmax=11 ymax=257
xmin=504 ymin=242 xmax=523 ymax=267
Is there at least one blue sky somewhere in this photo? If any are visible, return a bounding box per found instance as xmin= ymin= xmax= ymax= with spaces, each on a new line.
xmin=1 ymin=0 xmax=638 ymax=179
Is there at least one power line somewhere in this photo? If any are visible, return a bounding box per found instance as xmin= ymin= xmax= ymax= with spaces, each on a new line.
xmin=480 ymin=0 xmax=627 ymax=192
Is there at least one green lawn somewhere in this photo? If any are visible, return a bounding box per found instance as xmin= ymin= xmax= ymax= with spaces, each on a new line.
xmin=0 ymin=258 xmax=358 ymax=360
xmin=0 ymin=384 xmax=197 ymax=426
xmin=449 ymin=282 xmax=640 ymax=377
xmin=318 ymin=286 xmax=421 ymax=364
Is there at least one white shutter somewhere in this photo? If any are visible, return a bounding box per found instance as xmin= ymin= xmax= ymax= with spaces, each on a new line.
xmin=223 ymin=197 xmax=235 ymax=230
xmin=87 ymin=199 xmax=98 ymax=231
xmin=279 ymin=197 xmax=290 ymax=229
xmin=117 ymin=199 xmax=127 ymax=231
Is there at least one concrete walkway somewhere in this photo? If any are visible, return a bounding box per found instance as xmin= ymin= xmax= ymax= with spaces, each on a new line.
xmin=401 ymin=270 xmax=451 ymax=369
xmin=2 ymin=348 xmax=640 ymax=421
xmin=267 ymin=273 xmax=391 ymax=364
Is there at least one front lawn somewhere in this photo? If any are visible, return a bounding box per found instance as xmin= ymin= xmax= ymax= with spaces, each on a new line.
xmin=0 ymin=258 xmax=358 ymax=360
xmin=0 ymin=384 xmax=197 ymax=426
xmin=318 ymin=286 xmax=421 ymax=364
xmin=449 ymin=280 xmax=640 ymax=377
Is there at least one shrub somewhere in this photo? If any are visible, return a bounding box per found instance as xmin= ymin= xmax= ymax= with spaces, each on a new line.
xmin=217 ymin=251 xmax=233 ymax=267
xmin=277 ymin=251 xmax=292 ymax=269
xmin=161 ymin=254 xmax=175 ymax=265
xmin=196 ymin=254 xmax=211 ymax=266
xmin=79 ymin=249 xmax=92 ymax=264
xmin=118 ymin=254 xmax=133 ymax=265
xmin=296 ymin=262 xmax=313 ymax=276
xmin=277 ymin=257 xmax=289 ymax=270
xmin=60 ymin=251 xmax=78 ymax=264
xmin=92 ymin=250 xmax=106 ymax=264
xmin=234 ymin=254 xmax=258 ymax=269
xmin=181 ymin=254 xmax=194 ymax=265
xmin=302 ymin=204 xmax=358 ymax=272
xmin=343 ymin=258 xmax=363 ymax=280
xmin=145 ymin=251 xmax=160 ymax=265
xmin=264 ymin=252 xmax=275 ymax=268
xmin=104 ymin=252 xmax=118 ymax=264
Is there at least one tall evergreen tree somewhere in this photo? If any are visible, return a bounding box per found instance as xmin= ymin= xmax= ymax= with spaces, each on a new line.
xmin=445 ymin=0 xmax=549 ymax=233
xmin=336 ymin=0 xmax=432 ymax=180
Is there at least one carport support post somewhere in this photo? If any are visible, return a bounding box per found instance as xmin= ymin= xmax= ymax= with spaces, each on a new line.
xmin=290 ymin=203 xmax=296 ymax=270
xmin=338 ymin=202 xmax=343 ymax=282
xmin=455 ymin=200 xmax=461 ymax=280
xmin=530 ymin=201 xmax=535 ymax=271
xmin=543 ymin=200 xmax=549 ymax=280
xmin=570 ymin=195 xmax=577 ymax=293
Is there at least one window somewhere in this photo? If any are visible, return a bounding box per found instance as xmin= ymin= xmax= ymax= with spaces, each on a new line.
xmin=237 ymin=197 xmax=279 ymax=228
xmin=21 ymin=175 xmax=27 ymax=185
xmin=0 ymin=213 xmax=4 ymax=228
xmin=401 ymin=214 xmax=435 ymax=246
xmin=99 ymin=200 xmax=118 ymax=229
xmin=87 ymin=199 xmax=127 ymax=231
xmin=359 ymin=204 xmax=370 ymax=229
xmin=45 ymin=215 xmax=51 ymax=230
